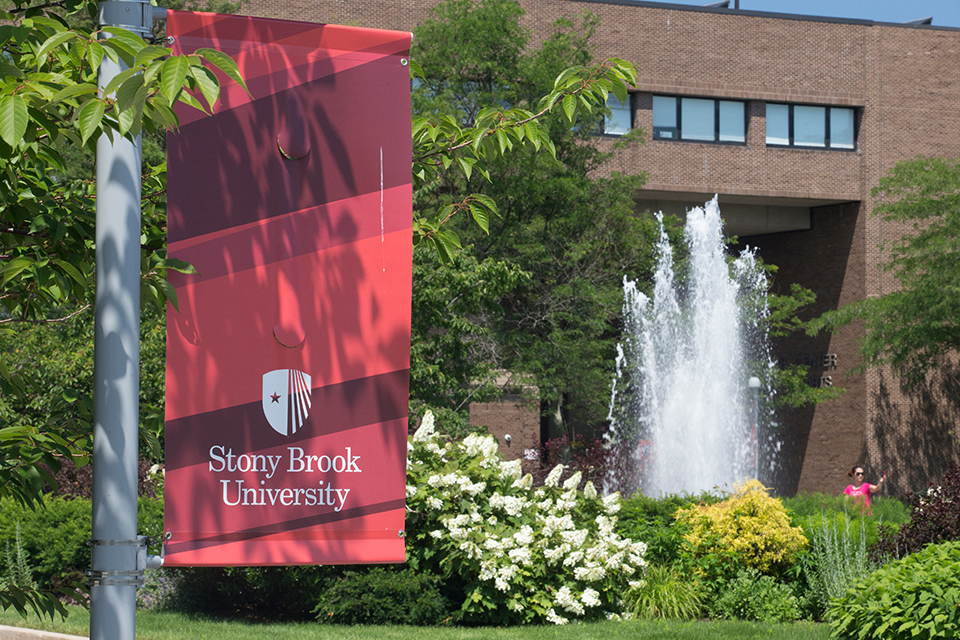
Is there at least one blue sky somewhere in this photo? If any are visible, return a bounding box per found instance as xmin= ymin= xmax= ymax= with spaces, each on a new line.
xmin=660 ymin=0 xmax=960 ymax=28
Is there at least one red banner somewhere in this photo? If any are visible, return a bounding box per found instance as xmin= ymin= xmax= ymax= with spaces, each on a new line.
xmin=163 ymin=12 xmax=412 ymax=566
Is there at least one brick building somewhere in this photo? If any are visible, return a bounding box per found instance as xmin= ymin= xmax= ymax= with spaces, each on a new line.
xmin=241 ymin=0 xmax=960 ymax=496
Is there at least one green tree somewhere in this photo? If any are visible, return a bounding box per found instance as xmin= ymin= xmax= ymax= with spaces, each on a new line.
xmin=812 ymin=156 xmax=960 ymax=388
xmin=409 ymin=249 xmax=529 ymax=437
xmin=0 ymin=0 xmax=244 ymax=617
xmin=1 ymin=0 xmax=246 ymax=475
xmin=408 ymin=0 xmax=657 ymax=436
xmin=408 ymin=0 xmax=635 ymax=260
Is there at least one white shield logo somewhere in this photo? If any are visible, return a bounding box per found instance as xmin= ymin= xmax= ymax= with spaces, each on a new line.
xmin=262 ymin=369 xmax=312 ymax=436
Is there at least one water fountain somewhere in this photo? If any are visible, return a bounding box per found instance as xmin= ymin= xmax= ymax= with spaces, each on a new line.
xmin=606 ymin=196 xmax=774 ymax=497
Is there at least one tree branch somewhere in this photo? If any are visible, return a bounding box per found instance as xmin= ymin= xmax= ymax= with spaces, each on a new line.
xmin=0 ymin=303 xmax=92 ymax=325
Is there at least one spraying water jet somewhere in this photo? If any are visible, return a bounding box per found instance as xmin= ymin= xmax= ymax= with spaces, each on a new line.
xmin=606 ymin=197 xmax=774 ymax=496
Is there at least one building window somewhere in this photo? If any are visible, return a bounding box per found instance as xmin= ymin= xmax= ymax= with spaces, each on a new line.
xmin=765 ymin=103 xmax=856 ymax=149
xmin=652 ymin=95 xmax=746 ymax=144
xmin=603 ymin=93 xmax=632 ymax=136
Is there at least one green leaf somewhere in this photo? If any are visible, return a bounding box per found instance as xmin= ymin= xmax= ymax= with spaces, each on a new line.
xmin=101 ymin=66 xmax=138 ymax=99
xmin=561 ymin=93 xmax=576 ymax=122
xmin=188 ymin=64 xmax=220 ymax=111
xmin=86 ymin=41 xmax=105 ymax=72
xmin=552 ymin=65 xmax=580 ymax=90
xmin=468 ymin=203 xmax=489 ymax=234
xmin=0 ymin=58 xmax=24 ymax=79
xmin=76 ymin=98 xmax=105 ymax=145
xmin=160 ymin=55 xmax=191 ymax=104
xmin=140 ymin=423 xmax=162 ymax=459
xmin=99 ymin=35 xmax=139 ymax=66
xmin=456 ymin=157 xmax=473 ymax=180
xmin=495 ymin=128 xmax=509 ymax=153
xmin=100 ymin=26 xmax=146 ymax=52
xmin=115 ymin=74 xmax=145 ymax=113
xmin=50 ymin=259 xmax=85 ymax=287
xmin=176 ymin=88 xmax=206 ymax=113
xmin=116 ymin=102 xmax=136 ymax=135
xmin=0 ymin=94 xmax=28 ymax=148
xmin=144 ymin=98 xmax=179 ymax=131
xmin=49 ymin=82 xmax=98 ymax=105
xmin=35 ymin=30 xmax=79 ymax=62
xmin=471 ymin=193 xmax=498 ymax=217
xmin=523 ymin=122 xmax=540 ymax=150
xmin=195 ymin=47 xmax=248 ymax=94
xmin=609 ymin=81 xmax=629 ymax=106
xmin=154 ymin=257 xmax=198 ymax=275
xmin=134 ymin=44 xmax=169 ymax=68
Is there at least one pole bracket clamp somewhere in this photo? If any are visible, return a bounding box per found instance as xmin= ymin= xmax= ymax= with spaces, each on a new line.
xmin=98 ymin=1 xmax=168 ymax=35
xmin=86 ymin=569 xmax=144 ymax=588
xmin=88 ymin=536 xmax=163 ymax=588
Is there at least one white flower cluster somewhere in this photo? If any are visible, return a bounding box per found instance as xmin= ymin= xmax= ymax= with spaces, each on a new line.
xmin=407 ymin=411 xmax=648 ymax=625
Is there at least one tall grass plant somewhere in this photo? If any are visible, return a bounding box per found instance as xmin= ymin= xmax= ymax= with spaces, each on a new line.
xmin=804 ymin=512 xmax=875 ymax=618
xmin=627 ymin=564 xmax=704 ymax=620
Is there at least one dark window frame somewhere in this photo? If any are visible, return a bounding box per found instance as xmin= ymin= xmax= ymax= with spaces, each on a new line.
xmin=652 ymin=95 xmax=747 ymax=145
xmin=765 ymin=103 xmax=858 ymax=150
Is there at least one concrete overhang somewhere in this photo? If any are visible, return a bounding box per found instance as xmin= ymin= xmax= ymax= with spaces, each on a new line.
xmin=634 ymin=189 xmax=859 ymax=237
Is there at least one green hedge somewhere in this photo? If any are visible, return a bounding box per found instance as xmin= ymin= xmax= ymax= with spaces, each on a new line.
xmin=314 ymin=567 xmax=453 ymax=625
xmin=0 ymin=496 xmax=164 ymax=589
xmin=782 ymin=493 xmax=910 ymax=548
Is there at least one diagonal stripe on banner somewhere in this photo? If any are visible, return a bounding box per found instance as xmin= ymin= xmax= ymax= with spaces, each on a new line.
xmin=165 ymin=369 xmax=410 ymax=470
xmin=167 ymin=191 xmax=410 ymax=278
xmin=169 ymin=12 xmax=411 ymax=126
xmin=164 ymin=499 xmax=405 ymax=554
xmin=167 ymin=63 xmax=411 ymax=241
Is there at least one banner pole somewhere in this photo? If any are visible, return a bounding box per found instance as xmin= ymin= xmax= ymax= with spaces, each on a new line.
xmin=90 ymin=3 xmax=163 ymax=638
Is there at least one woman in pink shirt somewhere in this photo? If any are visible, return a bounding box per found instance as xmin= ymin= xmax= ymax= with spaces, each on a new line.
xmin=843 ymin=465 xmax=886 ymax=514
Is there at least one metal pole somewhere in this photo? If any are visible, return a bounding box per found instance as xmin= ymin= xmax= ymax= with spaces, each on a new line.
xmin=91 ymin=3 xmax=161 ymax=638
xmin=748 ymin=376 xmax=760 ymax=482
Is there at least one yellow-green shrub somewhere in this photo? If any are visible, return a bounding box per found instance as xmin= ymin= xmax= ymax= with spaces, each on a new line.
xmin=675 ymin=479 xmax=808 ymax=575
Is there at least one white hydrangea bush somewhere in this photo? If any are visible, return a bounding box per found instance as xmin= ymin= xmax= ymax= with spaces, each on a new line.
xmin=405 ymin=411 xmax=647 ymax=625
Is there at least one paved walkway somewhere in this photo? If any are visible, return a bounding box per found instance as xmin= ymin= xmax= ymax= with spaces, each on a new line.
xmin=0 ymin=625 xmax=86 ymax=639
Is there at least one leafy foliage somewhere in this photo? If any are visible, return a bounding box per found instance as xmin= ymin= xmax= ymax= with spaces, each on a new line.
xmin=314 ymin=567 xmax=454 ymax=626
xmin=0 ymin=494 xmax=163 ymax=590
xmin=828 ymin=540 xmax=960 ymax=640
xmin=0 ymin=0 xmax=244 ymax=486
xmin=405 ymin=411 xmax=647 ymax=625
xmin=614 ymin=492 xmax=722 ymax=567
xmin=782 ymin=493 xmax=910 ymax=549
xmin=136 ymin=569 xmax=180 ymax=611
xmin=2 ymin=522 xmax=35 ymax=591
xmin=406 ymin=0 xmax=659 ymax=434
xmin=408 ymin=0 xmax=638 ymax=261
xmin=872 ymin=463 xmax=960 ymax=561
xmin=675 ymin=479 xmax=808 ymax=576
xmin=0 ymin=0 xmax=242 ymax=614
xmin=168 ymin=565 xmax=331 ymax=620
xmin=409 ymin=248 xmax=529 ymax=433
xmin=812 ymin=156 xmax=960 ymax=388
xmin=709 ymin=568 xmax=802 ymax=623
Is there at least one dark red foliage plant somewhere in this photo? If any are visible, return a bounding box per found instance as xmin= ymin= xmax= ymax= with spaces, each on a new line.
xmin=871 ymin=463 xmax=960 ymax=562
xmin=532 ymin=435 xmax=611 ymax=488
